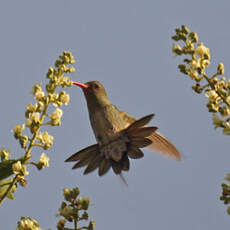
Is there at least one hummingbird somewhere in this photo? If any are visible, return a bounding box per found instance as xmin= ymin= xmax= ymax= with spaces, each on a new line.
xmin=66 ymin=81 xmax=181 ymax=178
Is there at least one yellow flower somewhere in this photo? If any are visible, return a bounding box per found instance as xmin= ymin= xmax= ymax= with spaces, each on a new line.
xmin=60 ymin=76 xmax=72 ymax=87
xmin=35 ymin=91 xmax=45 ymax=101
xmin=50 ymin=108 xmax=63 ymax=125
xmin=25 ymin=112 xmax=41 ymax=129
xmin=49 ymin=93 xmax=59 ymax=102
xmin=220 ymin=106 xmax=230 ymax=118
xmin=13 ymin=124 xmax=25 ymax=138
xmin=190 ymin=59 xmax=201 ymax=69
xmin=37 ymin=131 xmax=54 ymax=149
xmin=59 ymin=92 xmax=70 ymax=105
xmin=200 ymin=58 xmax=210 ymax=68
xmin=31 ymin=83 xmax=42 ymax=95
xmin=189 ymin=69 xmax=199 ymax=80
xmin=29 ymin=112 xmax=40 ymax=123
xmin=12 ymin=161 xmax=22 ymax=174
xmin=51 ymin=108 xmax=63 ymax=120
xmin=195 ymin=43 xmax=210 ymax=59
xmin=217 ymin=63 xmax=225 ymax=75
xmin=39 ymin=153 xmax=50 ymax=168
xmin=12 ymin=161 xmax=29 ymax=176
xmin=0 ymin=148 xmax=10 ymax=160
xmin=16 ymin=217 xmax=41 ymax=230
xmin=212 ymin=113 xmax=223 ymax=129
xmin=205 ymin=90 xmax=218 ymax=102
xmin=26 ymin=103 xmax=37 ymax=112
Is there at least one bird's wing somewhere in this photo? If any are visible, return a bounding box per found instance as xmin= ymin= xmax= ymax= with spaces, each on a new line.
xmin=119 ymin=110 xmax=182 ymax=161
xmin=147 ymin=131 xmax=182 ymax=161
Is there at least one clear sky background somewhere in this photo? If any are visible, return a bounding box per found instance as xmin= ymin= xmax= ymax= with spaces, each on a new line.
xmin=1 ymin=0 xmax=230 ymax=229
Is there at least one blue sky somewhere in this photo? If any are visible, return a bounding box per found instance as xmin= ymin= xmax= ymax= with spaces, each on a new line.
xmin=1 ymin=0 xmax=230 ymax=229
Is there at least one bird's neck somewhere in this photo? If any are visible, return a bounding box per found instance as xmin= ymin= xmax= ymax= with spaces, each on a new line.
xmin=86 ymin=96 xmax=112 ymax=114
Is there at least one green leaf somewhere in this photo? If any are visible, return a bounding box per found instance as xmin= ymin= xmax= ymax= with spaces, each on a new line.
xmin=0 ymin=156 xmax=27 ymax=180
xmin=7 ymin=193 xmax=15 ymax=200
xmin=0 ymin=178 xmax=17 ymax=200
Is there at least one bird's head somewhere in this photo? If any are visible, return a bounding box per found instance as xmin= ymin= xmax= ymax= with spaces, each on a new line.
xmin=73 ymin=80 xmax=110 ymax=109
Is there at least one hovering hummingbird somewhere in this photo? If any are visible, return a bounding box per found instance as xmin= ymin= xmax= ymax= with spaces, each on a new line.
xmin=66 ymin=81 xmax=181 ymax=178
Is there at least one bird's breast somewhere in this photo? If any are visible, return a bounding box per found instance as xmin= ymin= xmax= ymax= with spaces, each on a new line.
xmin=89 ymin=107 xmax=123 ymax=142
xmin=88 ymin=106 xmax=129 ymax=161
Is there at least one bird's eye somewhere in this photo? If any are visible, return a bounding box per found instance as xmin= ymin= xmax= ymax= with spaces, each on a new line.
xmin=94 ymin=83 xmax=100 ymax=89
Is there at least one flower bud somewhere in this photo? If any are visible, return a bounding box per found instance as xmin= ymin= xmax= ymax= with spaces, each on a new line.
xmin=63 ymin=187 xmax=80 ymax=202
xmin=78 ymin=197 xmax=90 ymax=210
xmin=195 ymin=43 xmax=210 ymax=59
xmin=57 ymin=219 xmax=66 ymax=229
xmin=12 ymin=161 xmax=29 ymax=176
xmin=13 ymin=124 xmax=25 ymax=139
xmin=172 ymin=44 xmax=182 ymax=55
xmin=178 ymin=64 xmax=188 ymax=74
xmin=188 ymin=32 xmax=198 ymax=43
xmin=59 ymin=91 xmax=70 ymax=105
xmin=16 ymin=216 xmax=41 ymax=230
xmin=0 ymin=148 xmax=10 ymax=161
xmin=37 ymin=131 xmax=54 ymax=149
xmin=59 ymin=205 xmax=74 ymax=221
xmin=19 ymin=136 xmax=29 ymax=149
xmin=217 ymin=63 xmax=225 ymax=75
xmin=36 ymin=153 xmax=50 ymax=170
xmin=181 ymin=25 xmax=190 ymax=34
xmin=212 ymin=113 xmax=223 ymax=129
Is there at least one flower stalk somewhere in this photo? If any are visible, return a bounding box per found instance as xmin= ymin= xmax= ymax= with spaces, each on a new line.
xmin=172 ymin=25 xmax=230 ymax=214
xmin=0 ymin=51 xmax=75 ymax=205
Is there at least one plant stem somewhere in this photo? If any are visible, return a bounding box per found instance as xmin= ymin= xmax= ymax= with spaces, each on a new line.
xmin=25 ymin=101 xmax=49 ymax=158
xmin=203 ymin=73 xmax=230 ymax=107
xmin=32 ymin=143 xmax=44 ymax=148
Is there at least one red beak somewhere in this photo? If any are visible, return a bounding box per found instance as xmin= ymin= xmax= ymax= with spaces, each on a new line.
xmin=73 ymin=82 xmax=89 ymax=89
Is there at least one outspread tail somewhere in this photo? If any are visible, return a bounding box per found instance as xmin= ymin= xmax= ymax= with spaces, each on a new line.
xmin=127 ymin=145 xmax=144 ymax=159
xmin=98 ymin=158 xmax=111 ymax=176
xmin=84 ymin=155 xmax=103 ymax=174
xmin=65 ymin=114 xmax=181 ymax=180
xmin=65 ymin=114 xmax=156 ymax=177
xmin=65 ymin=144 xmax=99 ymax=162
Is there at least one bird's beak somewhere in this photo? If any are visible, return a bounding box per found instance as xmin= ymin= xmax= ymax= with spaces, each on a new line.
xmin=73 ymin=82 xmax=89 ymax=89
